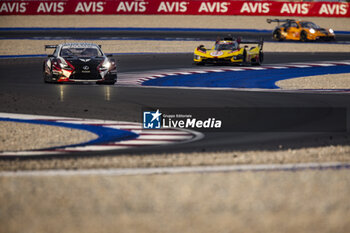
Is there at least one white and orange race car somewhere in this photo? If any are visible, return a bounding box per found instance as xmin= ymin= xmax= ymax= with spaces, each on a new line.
xmin=267 ymin=19 xmax=335 ymax=42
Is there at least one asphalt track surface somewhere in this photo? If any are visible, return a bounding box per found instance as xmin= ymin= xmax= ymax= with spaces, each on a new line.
xmin=1 ymin=52 xmax=350 ymax=158
xmin=2 ymin=30 xmax=350 ymax=43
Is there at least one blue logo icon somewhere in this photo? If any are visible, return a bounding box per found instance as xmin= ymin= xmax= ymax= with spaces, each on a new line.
xmin=143 ymin=109 xmax=162 ymax=129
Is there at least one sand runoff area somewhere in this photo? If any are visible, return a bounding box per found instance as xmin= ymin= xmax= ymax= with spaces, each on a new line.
xmin=1 ymin=15 xmax=350 ymax=30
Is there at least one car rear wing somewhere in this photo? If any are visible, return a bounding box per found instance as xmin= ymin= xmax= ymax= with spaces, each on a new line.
xmin=45 ymin=44 xmax=102 ymax=49
xmin=238 ymin=39 xmax=264 ymax=49
xmin=45 ymin=45 xmax=58 ymax=50
xmin=266 ymin=18 xmax=295 ymax=25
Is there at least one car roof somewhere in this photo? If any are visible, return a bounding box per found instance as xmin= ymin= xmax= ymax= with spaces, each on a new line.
xmin=218 ymin=40 xmax=234 ymax=44
xmin=60 ymin=43 xmax=100 ymax=48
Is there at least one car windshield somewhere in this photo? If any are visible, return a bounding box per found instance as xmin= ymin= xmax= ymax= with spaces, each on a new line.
xmin=215 ymin=43 xmax=237 ymax=50
xmin=60 ymin=46 xmax=102 ymax=57
xmin=300 ymin=22 xmax=320 ymax=29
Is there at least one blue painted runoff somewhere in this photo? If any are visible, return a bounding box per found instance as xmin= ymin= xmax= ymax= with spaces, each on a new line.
xmin=142 ymin=65 xmax=350 ymax=89
xmin=0 ymin=118 xmax=138 ymax=150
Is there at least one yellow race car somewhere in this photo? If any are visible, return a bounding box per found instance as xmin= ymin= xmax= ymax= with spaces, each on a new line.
xmin=193 ymin=37 xmax=264 ymax=66
xmin=267 ymin=19 xmax=335 ymax=42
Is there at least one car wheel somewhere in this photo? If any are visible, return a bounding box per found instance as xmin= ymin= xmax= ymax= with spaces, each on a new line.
xmin=273 ymin=30 xmax=283 ymax=41
xmin=242 ymin=49 xmax=247 ymax=64
xmin=252 ymin=51 xmax=263 ymax=66
xmin=300 ymin=31 xmax=308 ymax=42
xmin=259 ymin=51 xmax=264 ymax=64
xmin=43 ymin=61 xmax=54 ymax=83
xmin=43 ymin=70 xmax=52 ymax=83
xmin=43 ymin=76 xmax=49 ymax=83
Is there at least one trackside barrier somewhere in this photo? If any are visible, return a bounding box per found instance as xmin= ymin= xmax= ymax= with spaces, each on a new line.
xmin=0 ymin=0 xmax=349 ymax=17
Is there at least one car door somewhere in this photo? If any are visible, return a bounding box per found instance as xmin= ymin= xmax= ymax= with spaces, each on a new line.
xmin=286 ymin=22 xmax=300 ymax=40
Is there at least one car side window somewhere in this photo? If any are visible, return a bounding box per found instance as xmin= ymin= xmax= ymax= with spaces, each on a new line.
xmin=290 ymin=22 xmax=298 ymax=28
xmin=282 ymin=22 xmax=291 ymax=32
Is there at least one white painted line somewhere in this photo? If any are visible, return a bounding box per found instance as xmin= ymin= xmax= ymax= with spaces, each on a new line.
xmin=104 ymin=126 xmax=188 ymax=134
xmin=153 ymin=75 xmax=166 ymax=78
xmin=65 ymin=145 xmax=130 ymax=151
xmin=192 ymin=71 xmax=208 ymax=74
xmin=292 ymin=63 xmax=336 ymax=67
xmin=286 ymin=65 xmax=311 ymax=68
xmin=267 ymin=66 xmax=288 ymax=69
xmin=329 ymin=62 xmax=350 ymax=65
xmin=130 ymin=130 xmax=193 ymax=134
xmin=138 ymin=78 xmax=151 ymax=81
xmin=111 ymin=140 xmax=175 ymax=145
xmin=1 ymin=162 xmax=348 ymax=177
xmin=244 ymin=67 xmax=266 ymax=70
xmin=210 ymin=69 xmax=225 ymax=72
xmin=225 ymin=68 xmax=245 ymax=71
xmin=0 ymin=151 xmax=64 ymax=156
xmin=137 ymin=135 xmax=194 ymax=140
xmin=104 ymin=125 xmax=142 ymax=130
xmin=57 ymin=120 xmax=137 ymax=125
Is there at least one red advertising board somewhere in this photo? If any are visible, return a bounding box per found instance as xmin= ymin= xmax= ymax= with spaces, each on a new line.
xmin=0 ymin=0 xmax=349 ymax=17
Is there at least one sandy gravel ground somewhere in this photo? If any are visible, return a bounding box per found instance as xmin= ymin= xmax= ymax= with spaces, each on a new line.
xmin=1 ymin=15 xmax=349 ymax=31
xmin=1 ymin=169 xmax=350 ymax=233
xmin=1 ymin=39 xmax=350 ymax=56
xmin=1 ymin=142 xmax=350 ymax=171
xmin=277 ymin=73 xmax=350 ymax=89
xmin=0 ymin=121 xmax=97 ymax=152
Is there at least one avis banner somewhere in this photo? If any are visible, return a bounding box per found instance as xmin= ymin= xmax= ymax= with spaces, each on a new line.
xmin=0 ymin=0 xmax=349 ymax=17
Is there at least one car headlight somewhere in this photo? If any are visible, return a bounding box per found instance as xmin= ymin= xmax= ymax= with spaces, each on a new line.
xmin=99 ymin=59 xmax=112 ymax=71
xmin=194 ymin=55 xmax=201 ymax=60
xmin=59 ymin=62 xmax=69 ymax=69
xmin=103 ymin=59 xmax=111 ymax=69
xmin=58 ymin=59 xmax=73 ymax=70
xmin=329 ymin=28 xmax=334 ymax=34
xmin=309 ymin=28 xmax=315 ymax=34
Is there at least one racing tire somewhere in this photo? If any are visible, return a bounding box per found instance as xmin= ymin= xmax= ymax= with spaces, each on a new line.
xmin=273 ymin=30 xmax=283 ymax=41
xmin=43 ymin=62 xmax=49 ymax=83
xmin=43 ymin=62 xmax=55 ymax=83
xmin=300 ymin=31 xmax=308 ymax=42
xmin=252 ymin=51 xmax=264 ymax=66
xmin=43 ymin=71 xmax=53 ymax=83
xmin=242 ymin=49 xmax=247 ymax=65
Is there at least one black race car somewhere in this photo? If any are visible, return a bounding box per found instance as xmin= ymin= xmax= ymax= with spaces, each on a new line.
xmin=43 ymin=43 xmax=117 ymax=84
